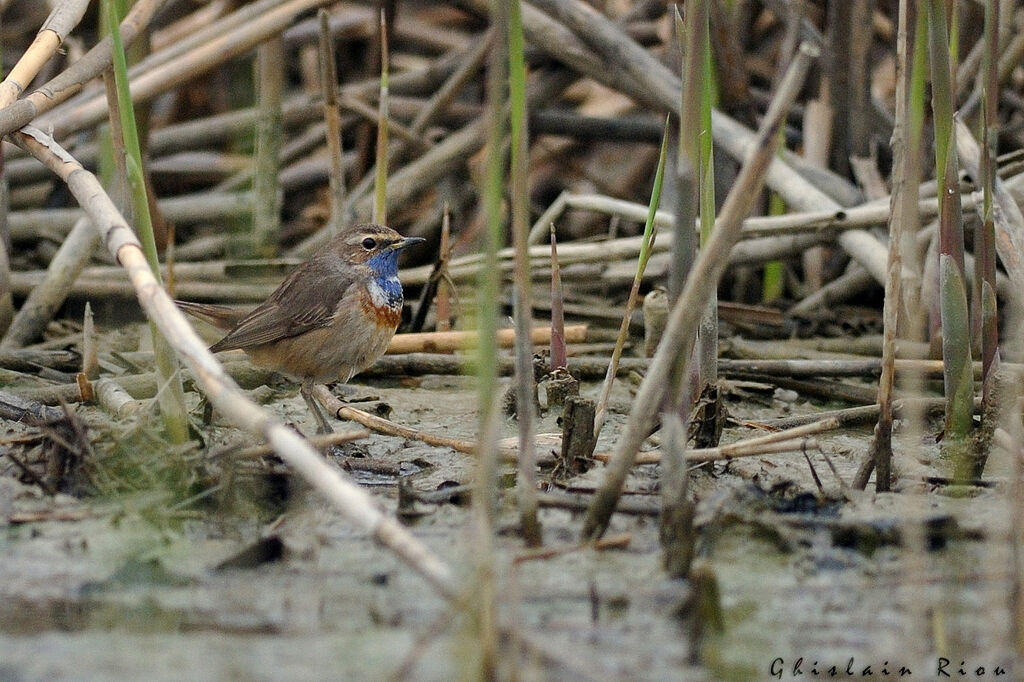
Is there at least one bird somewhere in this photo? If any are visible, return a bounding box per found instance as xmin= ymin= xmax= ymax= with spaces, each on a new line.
xmin=177 ymin=223 xmax=425 ymax=433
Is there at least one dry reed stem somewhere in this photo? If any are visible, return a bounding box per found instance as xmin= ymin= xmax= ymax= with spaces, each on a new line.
xmin=870 ymin=0 xmax=916 ymax=493
xmin=251 ymin=36 xmax=286 ymax=257
xmin=548 ymin=224 xmax=566 ymax=369
xmin=957 ymin=117 xmax=1024 ymax=314
xmin=581 ymin=42 xmax=819 ymax=540
xmin=0 ymin=0 xmax=90 ymax=108
xmin=386 ymin=324 xmax=585 ymax=354
xmin=1 ymin=217 xmax=99 ymax=348
xmin=13 ymin=126 xmax=458 ymax=601
xmin=317 ymin=9 xmax=347 ymax=236
xmin=516 ymin=0 xmax=889 ymax=285
xmin=81 ymin=302 xmax=98 ymax=380
xmin=29 ymin=0 xmax=334 ymax=141
xmin=0 ymin=0 xmax=162 ymax=136
xmin=509 ymin=0 xmax=541 ymax=547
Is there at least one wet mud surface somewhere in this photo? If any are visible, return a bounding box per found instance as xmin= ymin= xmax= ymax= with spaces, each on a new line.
xmin=0 ymin=370 xmax=1017 ymax=680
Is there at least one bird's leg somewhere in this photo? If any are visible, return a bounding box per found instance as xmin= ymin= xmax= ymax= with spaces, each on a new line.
xmin=300 ymin=378 xmax=334 ymax=434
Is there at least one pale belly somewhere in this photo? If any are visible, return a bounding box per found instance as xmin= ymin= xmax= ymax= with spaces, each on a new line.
xmin=247 ymin=297 xmax=399 ymax=383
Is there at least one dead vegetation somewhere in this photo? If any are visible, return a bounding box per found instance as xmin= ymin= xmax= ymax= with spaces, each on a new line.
xmin=2 ymin=0 xmax=1024 ymax=679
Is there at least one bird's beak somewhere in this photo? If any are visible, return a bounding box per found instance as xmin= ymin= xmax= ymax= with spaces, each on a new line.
xmin=391 ymin=236 xmax=426 ymax=251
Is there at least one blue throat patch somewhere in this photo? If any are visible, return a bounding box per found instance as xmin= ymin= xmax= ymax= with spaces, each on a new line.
xmin=366 ymin=250 xmax=403 ymax=307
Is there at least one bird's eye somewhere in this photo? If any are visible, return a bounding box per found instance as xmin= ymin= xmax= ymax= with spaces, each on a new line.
xmin=361 ymin=237 xmax=377 ymax=250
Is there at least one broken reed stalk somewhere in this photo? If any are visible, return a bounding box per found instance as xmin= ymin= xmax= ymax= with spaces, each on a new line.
xmin=548 ymin=223 xmax=566 ymax=369
xmin=927 ymin=0 xmax=974 ymax=472
xmin=592 ymin=120 xmax=669 ymax=436
xmin=509 ymin=0 xmax=541 ymax=547
xmin=105 ymin=0 xmax=189 ymax=444
xmin=373 ymin=9 xmax=389 ymax=226
xmin=869 ymin=0 xmax=917 ymax=493
xmin=581 ymin=42 xmax=819 ymax=541
xmin=251 ymin=35 xmax=284 ymax=257
xmin=82 ymin=302 xmax=98 ymax=380
xmin=436 ymin=210 xmax=452 ymax=331
xmin=12 ymin=125 xmax=458 ymax=601
xmin=659 ymin=412 xmax=695 ymax=579
xmin=317 ymin=8 xmax=347 ymax=236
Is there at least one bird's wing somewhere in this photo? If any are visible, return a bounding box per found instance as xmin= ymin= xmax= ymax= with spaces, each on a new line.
xmin=209 ymin=261 xmax=356 ymax=352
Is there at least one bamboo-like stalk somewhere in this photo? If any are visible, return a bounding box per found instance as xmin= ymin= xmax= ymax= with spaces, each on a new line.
xmin=927 ymin=0 xmax=974 ymax=465
xmin=317 ymin=8 xmax=347 ymax=236
xmin=104 ymin=0 xmax=190 ymax=444
xmin=373 ymin=10 xmax=389 ymax=226
xmin=592 ymin=121 xmax=669 ymax=435
xmin=508 ymin=0 xmax=541 ymax=547
xmin=12 ymin=124 xmax=458 ymax=602
xmin=251 ymin=36 xmax=285 ymax=256
xmin=581 ymin=42 xmax=818 ymax=541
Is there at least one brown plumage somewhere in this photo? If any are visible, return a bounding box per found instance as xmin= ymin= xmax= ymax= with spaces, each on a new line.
xmin=177 ymin=224 xmax=424 ymax=431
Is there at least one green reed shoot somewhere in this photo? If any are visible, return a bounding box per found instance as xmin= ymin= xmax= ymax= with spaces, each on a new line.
xmin=677 ymin=0 xmax=718 ymax=394
xmin=593 ymin=119 xmax=670 ymax=435
xmin=927 ymin=0 xmax=973 ymax=457
xmin=105 ymin=0 xmax=189 ymax=444
xmin=464 ymin=1 xmax=508 ymax=675
xmin=508 ymin=0 xmax=541 ymax=546
xmin=978 ymin=0 xmax=1000 ymax=396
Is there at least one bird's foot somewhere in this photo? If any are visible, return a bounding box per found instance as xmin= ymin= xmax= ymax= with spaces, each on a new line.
xmin=300 ymin=381 xmax=335 ymax=434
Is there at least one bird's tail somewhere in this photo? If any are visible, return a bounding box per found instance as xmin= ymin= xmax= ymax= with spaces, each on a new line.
xmin=175 ymin=300 xmax=248 ymax=331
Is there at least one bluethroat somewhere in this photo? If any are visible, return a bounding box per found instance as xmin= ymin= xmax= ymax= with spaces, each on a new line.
xmin=177 ymin=224 xmax=425 ymax=432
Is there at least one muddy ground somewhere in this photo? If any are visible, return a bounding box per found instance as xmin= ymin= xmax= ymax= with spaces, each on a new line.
xmin=0 ymin=335 xmax=1017 ymax=681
